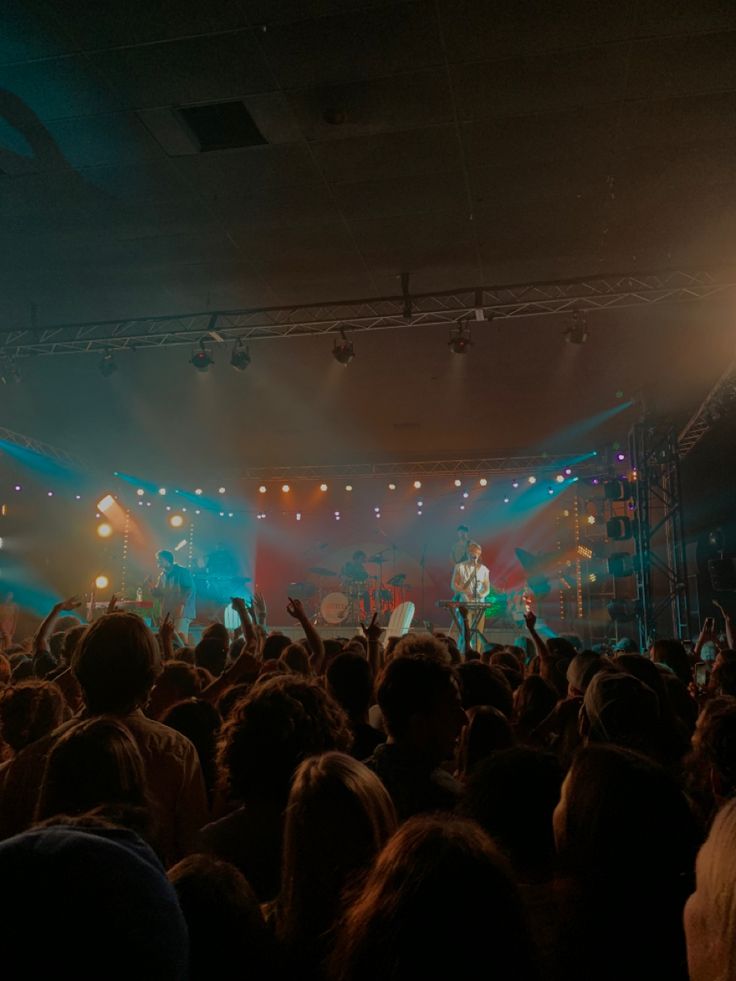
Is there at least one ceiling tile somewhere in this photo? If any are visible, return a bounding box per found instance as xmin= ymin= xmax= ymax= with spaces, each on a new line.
xmin=88 ymin=30 xmax=277 ymax=110
xmin=626 ymin=32 xmax=736 ymax=100
xmin=332 ymin=171 xmax=468 ymax=220
xmin=0 ymin=0 xmax=80 ymax=66
xmin=258 ymin=2 xmax=443 ymax=88
xmin=286 ymin=69 xmax=454 ymax=141
xmin=0 ymin=56 xmax=122 ymax=121
xmin=172 ymin=143 xmax=322 ymax=193
xmin=311 ymin=124 xmax=462 ymax=183
xmin=453 ymin=44 xmax=631 ymax=119
xmin=438 ymin=0 xmax=636 ymax=64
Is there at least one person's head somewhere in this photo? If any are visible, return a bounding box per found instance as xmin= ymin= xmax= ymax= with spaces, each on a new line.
xmin=327 ymin=651 xmax=375 ymax=722
xmin=457 ymin=705 xmax=516 ymax=776
xmin=457 ymin=525 xmax=469 ymax=540
xmin=456 ymin=661 xmax=513 ymax=716
xmin=0 ymin=653 xmax=10 ymax=687
xmin=688 ymin=700 xmax=736 ymax=812
xmin=352 ymin=550 xmax=366 ymax=563
xmin=0 ymin=679 xmax=66 ymax=754
xmin=554 ymin=744 xmax=699 ymax=889
xmin=217 ymin=675 xmax=351 ymax=807
xmin=201 ymin=621 xmax=229 ymax=647
xmin=279 ymin=752 xmax=397 ymax=949
xmin=391 ymin=632 xmax=450 ymax=664
xmin=169 ymin=854 xmax=272 ymax=981
xmin=711 ymin=654 xmax=736 ymax=698
xmin=72 ymin=613 xmax=161 ymax=715
xmin=280 ymin=642 xmax=311 ymax=676
xmin=0 ymin=825 xmax=188 ymax=978
xmin=650 ymin=638 xmax=692 ymax=686
xmin=566 ymin=651 xmax=613 ymax=696
xmin=61 ymin=624 xmax=86 ymax=666
xmin=262 ymin=632 xmax=290 ymax=663
xmin=513 ymin=675 xmax=558 ymax=736
xmin=462 ymin=747 xmax=563 ymax=881
xmin=161 ymin=699 xmax=222 ymax=805
xmin=194 ymin=637 xmax=228 ymax=678
xmin=467 ymin=541 xmax=482 ymax=562
xmin=328 ymin=814 xmax=537 ymax=981
xmin=377 ymin=655 xmax=466 ymax=763
xmin=36 ymin=717 xmax=149 ymax=831
xmin=684 ymin=797 xmax=736 ymax=981
xmin=146 ymin=660 xmax=201 ymax=720
xmin=581 ymin=669 xmax=660 ymax=755
xmin=156 ymin=549 xmax=174 ymax=571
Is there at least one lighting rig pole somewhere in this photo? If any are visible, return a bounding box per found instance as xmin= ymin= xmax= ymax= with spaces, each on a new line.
xmin=629 ymin=422 xmax=691 ymax=648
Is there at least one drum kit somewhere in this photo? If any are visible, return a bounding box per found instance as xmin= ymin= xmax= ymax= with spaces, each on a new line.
xmin=288 ymin=554 xmax=414 ymax=626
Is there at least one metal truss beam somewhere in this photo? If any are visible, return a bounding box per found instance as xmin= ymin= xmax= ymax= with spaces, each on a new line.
xmin=236 ymin=454 xmax=598 ymax=481
xmin=2 ymin=267 xmax=734 ymax=357
xmin=678 ymin=359 xmax=736 ymax=458
xmin=630 ymin=424 xmax=690 ymax=645
xmin=0 ymin=426 xmax=85 ymax=468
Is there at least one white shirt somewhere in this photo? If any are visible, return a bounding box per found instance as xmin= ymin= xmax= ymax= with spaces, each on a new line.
xmin=451 ymin=559 xmax=490 ymax=603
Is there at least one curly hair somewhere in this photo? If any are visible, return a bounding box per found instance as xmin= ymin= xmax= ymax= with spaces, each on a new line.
xmin=391 ymin=633 xmax=451 ymax=664
xmin=217 ymin=675 xmax=351 ymax=804
xmin=0 ymin=680 xmax=66 ymax=754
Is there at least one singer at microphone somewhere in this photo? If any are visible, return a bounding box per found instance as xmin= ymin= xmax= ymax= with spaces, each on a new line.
xmin=449 ymin=542 xmax=491 ymax=652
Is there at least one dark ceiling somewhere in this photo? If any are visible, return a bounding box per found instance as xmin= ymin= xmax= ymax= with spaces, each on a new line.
xmin=1 ymin=0 xmax=736 ymax=473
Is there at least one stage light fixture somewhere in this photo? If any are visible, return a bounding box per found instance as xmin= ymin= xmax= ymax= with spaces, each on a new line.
xmin=230 ymin=338 xmax=251 ymax=371
xmin=97 ymin=522 xmax=112 ymax=538
xmin=47 ymin=491 xmax=53 ymax=497
xmin=320 ymin=483 xmax=328 ymax=492
xmin=512 ymin=480 xmax=519 ymax=489
xmin=388 ymin=483 xmax=396 ymax=491
xmin=296 ymin=512 xmax=301 ymax=521
xmin=564 ymin=468 xmax=572 ymax=475
xmin=169 ymin=514 xmax=184 ymax=528
xmin=174 ymin=539 xmax=187 ymax=551
xmin=454 ymin=479 xmax=462 ymax=487
xmin=282 ymin=484 xmax=290 ymax=493
xmin=190 ymin=338 xmax=214 ymax=372
xmin=332 ymin=328 xmax=355 ymax=366
xmin=374 ymin=506 xmax=380 ymax=512
xmin=13 ymin=485 xmax=20 ymax=492
xmin=607 ymin=516 xmax=633 ymax=541
xmin=503 ymin=496 xmax=510 ymax=503
xmin=413 ymin=481 xmax=422 ymax=489
xmin=547 ymin=487 xmax=554 ymax=495
xmin=448 ymin=320 xmax=472 ymax=354
xmin=97 ymin=494 xmax=115 ymax=512
xmin=587 ymin=515 xmax=596 ymax=525
xmin=459 ymin=504 xmax=465 ymax=510
xmin=158 ymin=488 xmax=166 ymax=496
xmin=528 ymin=476 xmax=537 ymax=485
xmin=259 ymin=485 xmax=267 ymax=494
xmin=95 ymin=575 xmax=109 ymax=589
xmin=417 ymin=500 xmax=424 ymax=507
xmin=195 ymin=488 xmax=203 ymax=496
xmin=462 ymin=491 xmax=469 ymax=499
xmin=608 ymin=553 xmax=634 ymax=578
xmin=479 ymin=478 xmax=488 ymax=487
xmin=616 ymin=452 xmax=626 ymax=462
xmin=98 ymin=350 xmax=117 ymax=377
xmin=417 ymin=510 xmax=422 ymax=515
xmin=136 ymin=489 xmax=144 ymax=496
xmin=218 ymin=487 xmax=226 ymax=494
xmin=555 ymin=475 xmax=565 ymax=483
xmin=564 ymin=311 xmax=588 ymax=345
xmin=603 ymin=478 xmax=631 ymax=501
xmin=345 ymin=484 xmax=353 ymax=492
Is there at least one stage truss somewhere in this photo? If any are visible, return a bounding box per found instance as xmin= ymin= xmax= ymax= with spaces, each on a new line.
xmin=1 ymin=266 xmax=734 ymax=356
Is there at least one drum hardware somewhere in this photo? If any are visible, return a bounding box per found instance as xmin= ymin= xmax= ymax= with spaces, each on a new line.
xmin=288 ymin=581 xmax=317 ymax=600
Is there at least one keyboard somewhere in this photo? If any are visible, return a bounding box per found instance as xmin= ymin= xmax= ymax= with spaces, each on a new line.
xmin=437 ymin=601 xmax=489 ymax=611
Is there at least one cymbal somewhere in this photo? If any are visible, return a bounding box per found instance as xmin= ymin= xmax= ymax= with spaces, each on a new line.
xmin=388 ymin=573 xmax=406 ymax=586
xmin=367 ymin=554 xmax=388 ymax=563
xmin=289 ymin=581 xmax=317 ymax=599
xmin=309 ymin=567 xmax=337 ymax=577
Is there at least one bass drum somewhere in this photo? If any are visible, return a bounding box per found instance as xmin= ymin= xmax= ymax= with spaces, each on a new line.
xmin=321 ymin=592 xmax=349 ymax=625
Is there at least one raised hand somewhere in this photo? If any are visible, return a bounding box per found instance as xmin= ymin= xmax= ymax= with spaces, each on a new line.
xmin=253 ymin=592 xmax=267 ymax=625
xmin=59 ymin=596 xmax=83 ymax=612
xmin=230 ymin=596 xmax=250 ymax=616
xmin=106 ymin=594 xmax=119 ymax=614
xmin=360 ymin=612 xmax=384 ymax=642
xmin=524 ymin=609 xmax=537 ymax=631
xmin=286 ymin=596 xmax=306 ymax=621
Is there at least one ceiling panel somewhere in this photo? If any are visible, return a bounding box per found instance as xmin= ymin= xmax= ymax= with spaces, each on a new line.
xmin=438 ymin=0 xmax=637 ymax=64
xmin=0 ymin=55 xmax=122 ymax=121
xmin=257 ymin=2 xmax=442 ymax=89
xmin=626 ymin=32 xmax=736 ymax=100
xmin=285 ymin=69 xmax=454 ymax=141
xmin=311 ymin=124 xmax=462 ymax=183
xmin=172 ymin=142 xmax=322 ymax=193
xmin=332 ymin=170 xmax=468 ymax=221
xmin=88 ymin=31 xmax=277 ymax=111
xmin=452 ymin=44 xmax=631 ymax=120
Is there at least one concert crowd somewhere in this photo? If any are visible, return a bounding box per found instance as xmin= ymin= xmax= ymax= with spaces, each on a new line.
xmin=0 ymin=589 xmax=734 ymax=981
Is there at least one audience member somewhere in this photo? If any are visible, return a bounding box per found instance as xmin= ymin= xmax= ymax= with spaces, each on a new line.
xmin=326 ymin=651 xmax=385 ymax=760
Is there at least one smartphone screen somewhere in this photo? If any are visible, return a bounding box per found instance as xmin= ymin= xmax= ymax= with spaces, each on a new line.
xmin=695 ymin=663 xmax=710 ymax=688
